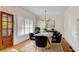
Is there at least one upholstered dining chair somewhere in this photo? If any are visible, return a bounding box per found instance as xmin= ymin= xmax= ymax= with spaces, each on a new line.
xmin=52 ymin=32 xmax=62 ymax=43
xmin=35 ymin=36 xmax=48 ymax=47
xmin=29 ymin=33 xmax=35 ymax=40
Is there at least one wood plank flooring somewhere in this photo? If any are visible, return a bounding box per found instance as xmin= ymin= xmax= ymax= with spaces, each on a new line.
xmin=0 ymin=38 xmax=75 ymax=52
xmin=61 ymin=38 xmax=75 ymax=52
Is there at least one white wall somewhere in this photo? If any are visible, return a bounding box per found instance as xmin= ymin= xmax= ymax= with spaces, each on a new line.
xmin=64 ymin=7 xmax=79 ymax=51
xmin=55 ymin=16 xmax=64 ymax=35
xmin=10 ymin=7 xmax=36 ymax=45
xmin=0 ymin=6 xmax=36 ymax=45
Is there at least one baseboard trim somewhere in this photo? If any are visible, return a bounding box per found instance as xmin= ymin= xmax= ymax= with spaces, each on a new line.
xmin=15 ymin=39 xmax=29 ymax=46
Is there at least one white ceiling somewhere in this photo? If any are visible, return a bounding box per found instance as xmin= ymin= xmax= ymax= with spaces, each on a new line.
xmin=23 ymin=6 xmax=68 ymax=17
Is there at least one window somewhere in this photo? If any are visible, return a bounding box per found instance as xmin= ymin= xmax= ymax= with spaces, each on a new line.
xmin=29 ymin=20 xmax=34 ymax=33
xmin=25 ymin=19 xmax=30 ymax=34
xmin=25 ymin=19 xmax=34 ymax=34
xmin=17 ymin=16 xmax=34 ymax=36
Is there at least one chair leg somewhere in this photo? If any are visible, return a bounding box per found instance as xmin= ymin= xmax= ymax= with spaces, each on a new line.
xmin=45 ymin=39 xmax=51 ymax=49
xmin=35 ymin=45 xmax=38 ymax=52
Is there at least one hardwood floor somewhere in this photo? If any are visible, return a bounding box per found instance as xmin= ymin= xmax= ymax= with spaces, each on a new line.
xmin=61 ymin=38 xmax=75 ymax=52
xmin=0 ymin=38 xmax=75 ymax=52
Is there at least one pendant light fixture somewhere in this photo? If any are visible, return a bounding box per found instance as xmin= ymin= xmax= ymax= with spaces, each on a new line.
xmin=45 ymin=9 xmax=47 ymax=28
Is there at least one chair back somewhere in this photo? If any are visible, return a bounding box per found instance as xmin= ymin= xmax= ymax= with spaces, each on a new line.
xmin=35 ymin=27 xmax=40 ymax=34
xmin=56 ymin=34 xmax=62 ymax=43
xmin=52 ymin=32 xmax=62 ymax=43
xmin=29 ymin=33 xmax=34 ymax=40
xmin=35 ymin=36 xmax=48 ymax=47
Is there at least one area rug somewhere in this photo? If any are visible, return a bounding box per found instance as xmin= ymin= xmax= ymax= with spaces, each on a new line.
xmin=19 ymin=41 xmax=63 ymax=52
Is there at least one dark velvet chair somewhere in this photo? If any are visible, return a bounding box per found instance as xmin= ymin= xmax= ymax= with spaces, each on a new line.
xmin=29 ymin=33 xmax=35 ymax=40
xmin=52 ymin=32 xmax=62 ymax=43
xmin=35 ymin=27 xmax=40 ymax=34
xmin=35 ymin=36 xmax=48 ymax=47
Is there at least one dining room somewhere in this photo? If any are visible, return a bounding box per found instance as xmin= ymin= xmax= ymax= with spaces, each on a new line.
xmin=0 ymin=6 xmax=78 ymax=52
xmin=19 ymin=6 xmax=66 ymax=52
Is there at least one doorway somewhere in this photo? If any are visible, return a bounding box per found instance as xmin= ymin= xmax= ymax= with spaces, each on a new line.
xmin=0 ymin=11 xmax=14 ymax=49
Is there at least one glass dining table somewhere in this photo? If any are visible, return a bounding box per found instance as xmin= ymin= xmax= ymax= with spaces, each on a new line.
xmin=34 ymin=32 xmax=53 ymax=36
